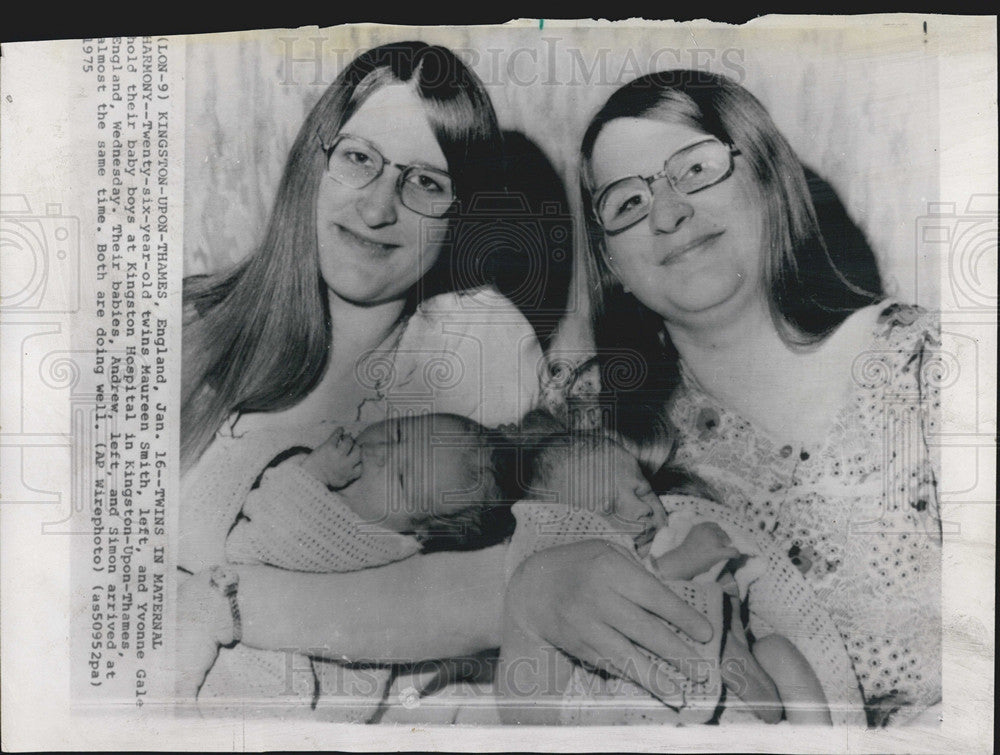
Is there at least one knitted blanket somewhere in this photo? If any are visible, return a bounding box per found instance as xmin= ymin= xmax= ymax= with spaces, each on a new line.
xmin=195 ymin=439 xmax=421 ymax=721
xmin=506 ymin=495 xmax=867 ymax=726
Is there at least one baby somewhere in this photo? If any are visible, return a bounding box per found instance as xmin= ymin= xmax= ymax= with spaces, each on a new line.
xmin=227 ymin=412 xmax=517 ymax=566
xmin=197 ymin=412 xmax=519 ymax=719
xmin=496 ymin=426 xmax=832 ymax=726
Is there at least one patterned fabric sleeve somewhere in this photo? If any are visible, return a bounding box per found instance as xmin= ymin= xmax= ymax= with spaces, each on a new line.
xmin=539 ymin=354 xmax=603 ymax=430
xmin=870 ymin=303 xmax=943 ymax=542
xmin=774 ymin=303 xmax=943 ymax=725
xmin=847 ymin=304 xmax=943 ymax=723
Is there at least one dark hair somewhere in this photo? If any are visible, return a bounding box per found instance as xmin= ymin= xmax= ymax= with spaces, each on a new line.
xmin=182 ymin=42 xmax=505 ymax=473
xmin=523 ymin=428 xmax=609 ymax=498
xmin=412 ymin=419 xmax=525 ymax=553
xmin=519 ymin=414 xmax=719 ymax=507
xmin=579 ymin=70 xmax=884 ymax=466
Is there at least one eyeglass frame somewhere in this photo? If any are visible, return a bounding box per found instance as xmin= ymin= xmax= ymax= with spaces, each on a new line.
xmin=591 ymin=137 xmax=742 ymax=234
xmin=316 ymin=129 xmax=457 ymax=218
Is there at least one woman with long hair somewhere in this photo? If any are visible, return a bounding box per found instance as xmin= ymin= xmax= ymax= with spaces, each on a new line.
xmin=178 ymin=40 xmax=545 ymax=717
xmin=182 ymin=41 xmax=515 ymax=475
xmin=178 ymin=44 xmax=714 ymax=721
xmin=531 ymin=69 xmax=941 ymax=725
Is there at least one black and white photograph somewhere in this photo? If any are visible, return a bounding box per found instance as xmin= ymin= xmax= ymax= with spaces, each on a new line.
xmin=0 ymin=16 xmax=995 ymax=752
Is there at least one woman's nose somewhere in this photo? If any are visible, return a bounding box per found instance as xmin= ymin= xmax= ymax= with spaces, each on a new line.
xmin=356 ymin=173 xmax=399 ymax=227
xmin=648 ymin=183 xmax=694 ymax=233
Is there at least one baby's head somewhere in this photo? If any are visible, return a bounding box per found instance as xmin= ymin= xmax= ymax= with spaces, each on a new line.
xmin=525 ymin=428 xmax=667 ymax=555
xmin=346 ymin=413 xmax=519 ymax=551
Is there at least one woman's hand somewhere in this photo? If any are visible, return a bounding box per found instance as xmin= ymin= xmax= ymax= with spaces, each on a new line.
xmin=505 ymin=539 xmax=715 ymax=707
xmin=175 ymin=570 xmax=236 ymax=701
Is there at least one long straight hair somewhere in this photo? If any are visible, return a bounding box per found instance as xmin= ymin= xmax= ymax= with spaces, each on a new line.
xmin=579 ymin=70 xmax=885 ymax=470
xmin=182 ymin=42 xmax=504 ymax=472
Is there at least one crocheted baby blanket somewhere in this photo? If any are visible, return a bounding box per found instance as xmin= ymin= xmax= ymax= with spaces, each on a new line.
xmin=506 ymin=495 xmax=866 ymax=726
xmin=197 ymin=444 xmax=421 ymax=721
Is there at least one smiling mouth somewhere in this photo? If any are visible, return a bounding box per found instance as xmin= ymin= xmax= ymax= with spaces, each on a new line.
xmin=659 ymin=230 xmax=725 ymax=265
xmin=337 ymin=225 xmax=399 ymax=256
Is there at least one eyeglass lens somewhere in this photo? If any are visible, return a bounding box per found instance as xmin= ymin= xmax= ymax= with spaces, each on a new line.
xmin=327 ymin=135 xmax=455 ymax=218
xmin=597 ymin=140 xmax=734 ymax=232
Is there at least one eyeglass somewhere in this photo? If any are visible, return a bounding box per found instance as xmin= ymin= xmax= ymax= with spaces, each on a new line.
xmin=593 ymin=138 xmax=741 ymax=233
xmin=318 ymin=131 xmax=456 ymax=218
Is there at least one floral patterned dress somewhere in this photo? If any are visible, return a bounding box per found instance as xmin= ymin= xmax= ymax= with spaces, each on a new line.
xmin=545 ymin=301 xmax=942 ymax=726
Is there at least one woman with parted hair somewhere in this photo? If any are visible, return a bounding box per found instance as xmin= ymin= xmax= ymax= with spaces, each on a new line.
xmin=177 ymin=44 xmax=714 ymax=721
xmin=508 ymin=69 xmax=941 ymax=726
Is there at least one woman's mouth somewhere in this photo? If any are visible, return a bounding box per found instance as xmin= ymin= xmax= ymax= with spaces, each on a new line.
xmin=337 ymin=225 xmax=399 ymax=256
xmin=659 ymin=230 xmax=725 ymax=265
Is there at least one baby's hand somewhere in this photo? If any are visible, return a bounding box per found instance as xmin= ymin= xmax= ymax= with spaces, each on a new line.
xmin=684 ymin=522 xmax=738 ymax=556
xmin=301 ymin=427 xmax=362 ymax=490
xmin=655 ymin=521 xmax=740 ymax=578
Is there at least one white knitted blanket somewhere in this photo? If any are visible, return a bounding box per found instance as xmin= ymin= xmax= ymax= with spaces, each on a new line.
xmin=195 ymin=438 xmax=421 ymax=721
xmin=506 ymin=495 xmax=867 ymax=726
xmin=226 ymin=460 xmax=422 ymax=571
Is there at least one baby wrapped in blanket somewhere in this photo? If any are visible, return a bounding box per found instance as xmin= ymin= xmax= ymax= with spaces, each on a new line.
xmin=197 ymin=412 xmax=517 ymax=721
xmin=498 ymin=427 xmax=866 ymax=726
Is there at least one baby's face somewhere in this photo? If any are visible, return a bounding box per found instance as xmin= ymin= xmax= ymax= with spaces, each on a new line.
xmin=545 ymin=438 xmax=666 ymax=555
xmin=345 ymin=414 xmax=480 ymax=533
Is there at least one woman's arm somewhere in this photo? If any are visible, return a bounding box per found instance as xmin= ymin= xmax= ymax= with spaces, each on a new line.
xmin=179 ymin=546 xmax=506 ymax=697
xmin=496 ymin=534 xmax=737 ymax=724
xmin=177 ymin=544 xmax=508 ymax=697
xmin=495 ymin=615 xmax=574 ymax=725
xmin=182 ymin=537 xmax=721 ymax=707
xmin=237 ymin=545 xmax=506 ymax=661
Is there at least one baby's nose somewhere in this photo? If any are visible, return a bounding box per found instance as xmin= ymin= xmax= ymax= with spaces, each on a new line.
xmin=648 ymin=501 xmax=668 ymax=529
xmin=614 ymin=493 xmax=655 ymax=525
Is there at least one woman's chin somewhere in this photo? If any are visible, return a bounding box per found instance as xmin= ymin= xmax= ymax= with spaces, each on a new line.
xmin=658 ymin=279 xmax=748 ymax=319
xmin=324 ymin=276 xmax=405 ymax=308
